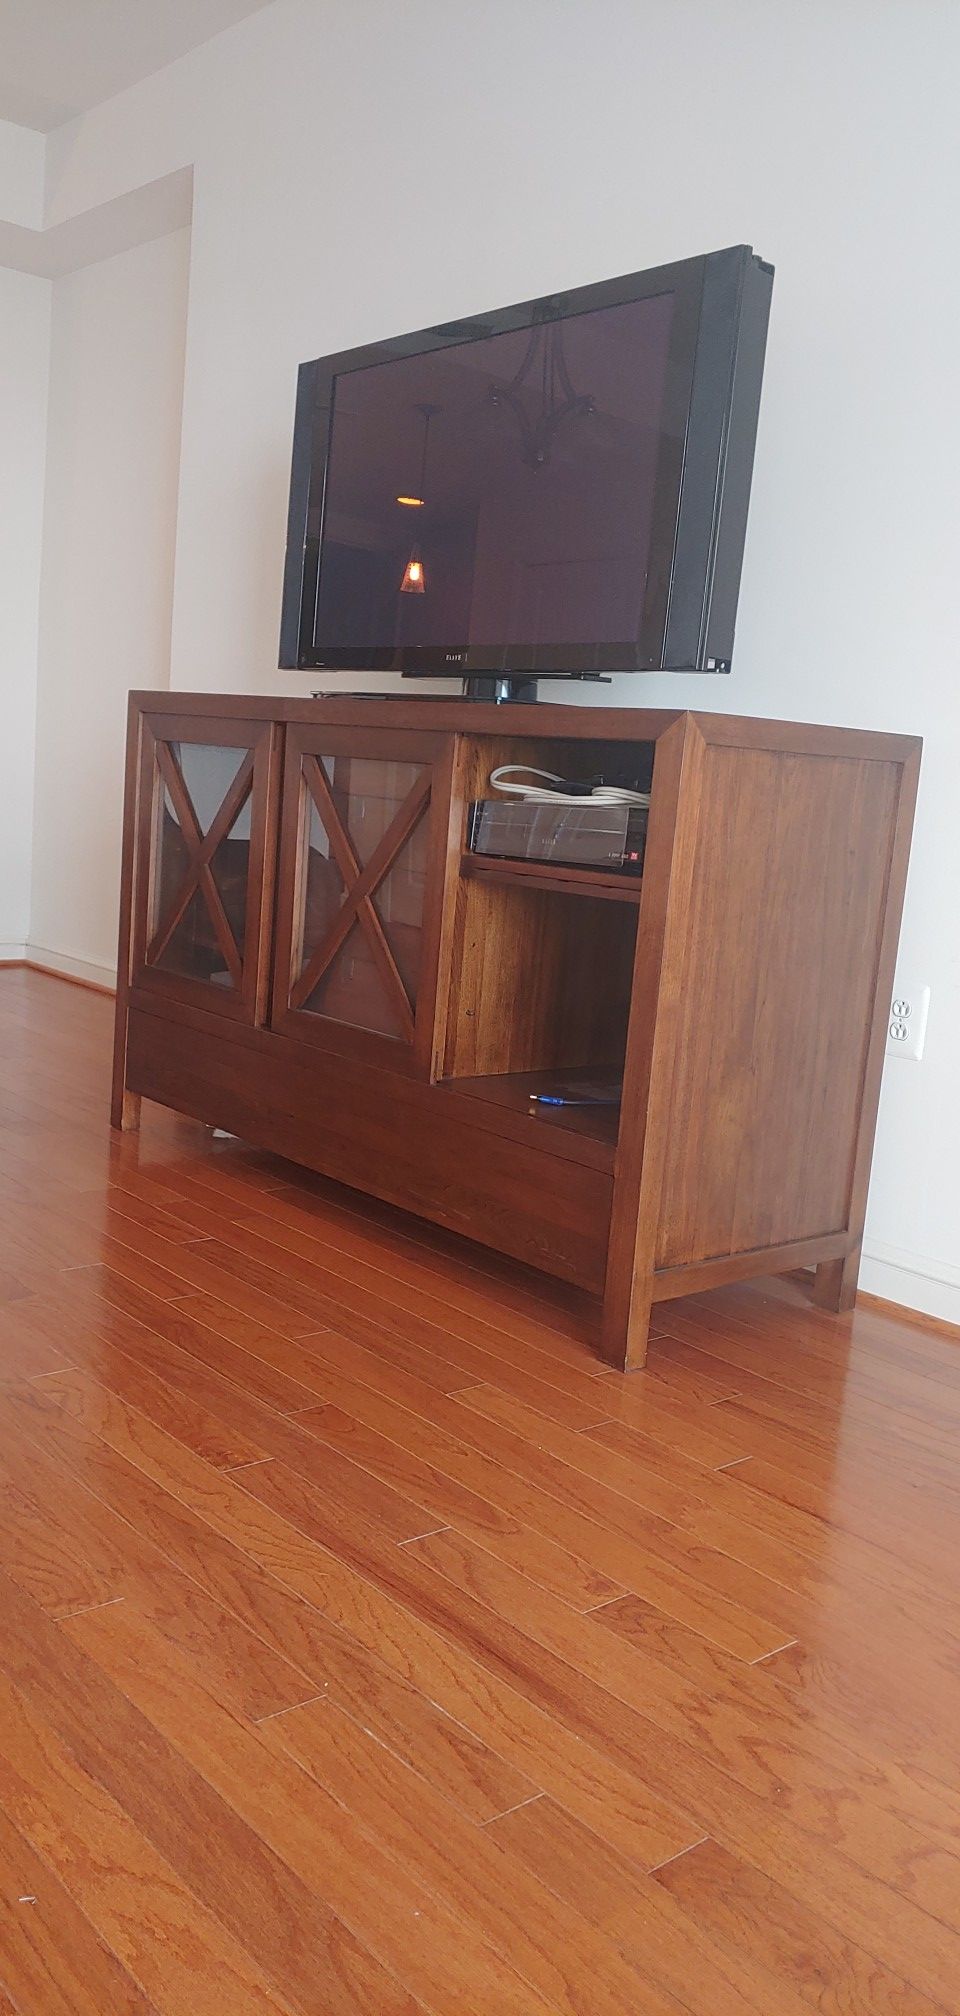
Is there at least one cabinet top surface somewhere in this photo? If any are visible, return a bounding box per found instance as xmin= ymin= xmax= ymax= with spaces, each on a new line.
xmin=128 ymin=691 xmax=921 ymax=760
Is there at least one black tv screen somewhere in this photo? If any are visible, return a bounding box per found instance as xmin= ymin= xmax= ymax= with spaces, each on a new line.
xmin=280 ymin=244 xmax=772 ymax=680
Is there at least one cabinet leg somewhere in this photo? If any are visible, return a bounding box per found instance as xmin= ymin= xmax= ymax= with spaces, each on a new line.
xmin=111 ymin=1086 xmax=141 ymax=1133
xmin=599 ymin=1278 xmax=653 ymax=1372
xmin=110 ymin=979 xmax=138 ymax=1131
xmin=813 ymin=1244 xmax=861 ymax=1314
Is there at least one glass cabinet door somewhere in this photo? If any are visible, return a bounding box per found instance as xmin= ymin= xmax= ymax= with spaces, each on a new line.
xmin=272 ymin=727 xmax=450 ymax=1072
xmin=130 ymin=714 xmax=279 ymax=1022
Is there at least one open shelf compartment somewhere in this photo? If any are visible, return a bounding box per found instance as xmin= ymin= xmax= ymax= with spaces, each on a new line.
xmin=435 ymin=729 xmax=652 ymax=1154
xmin=439 ymin=865 xmax=638 ymax=1158
xmin=460 ymin=727 xmax=651 ymax=901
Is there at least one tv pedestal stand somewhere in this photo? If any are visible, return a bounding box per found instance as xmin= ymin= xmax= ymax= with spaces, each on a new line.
xmin=461 ymin=674 xmax=541 ymax=703
xmin=112 ymin=692 xmax=918 ymax=1371
xmin=458 ymin=674 xmax=613 ymax=703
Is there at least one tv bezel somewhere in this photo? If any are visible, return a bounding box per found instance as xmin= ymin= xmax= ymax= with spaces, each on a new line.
xmin=279 ymin=244 xmax=772 ymax=678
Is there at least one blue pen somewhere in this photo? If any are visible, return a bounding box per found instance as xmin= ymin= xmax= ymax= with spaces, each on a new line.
xmin=529 ymin=1094 xmax=619 ymax=1107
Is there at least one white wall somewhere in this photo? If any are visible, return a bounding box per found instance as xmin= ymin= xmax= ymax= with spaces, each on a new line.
xmin=0 ymin=266 xmax=50 ymax=955
xmin=0 ymin=118 xmax=44 ymax=228
xmin=29 ymin=228 xmax=190 ymax=981
xmin=16 ymin=0 xmax=960 ymax=1318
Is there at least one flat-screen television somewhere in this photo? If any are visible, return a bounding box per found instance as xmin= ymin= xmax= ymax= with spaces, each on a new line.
xmin=280 ymin=244 xmax=773 ymax=687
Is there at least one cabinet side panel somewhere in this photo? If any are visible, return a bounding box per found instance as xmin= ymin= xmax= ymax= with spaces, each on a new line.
xmin=655 ymin=747 xmax=900 ymax=1268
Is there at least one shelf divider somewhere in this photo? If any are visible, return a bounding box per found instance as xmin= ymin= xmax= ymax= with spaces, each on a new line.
xmin=461 ymin=852 xmax=643 ymax=903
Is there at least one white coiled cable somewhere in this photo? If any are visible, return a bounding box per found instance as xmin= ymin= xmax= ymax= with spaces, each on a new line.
xmin=489 ymin=765 xmax=650 ymax=808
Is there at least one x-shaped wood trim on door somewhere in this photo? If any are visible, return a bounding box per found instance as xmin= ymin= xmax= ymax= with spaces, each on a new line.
xmin=146 ymin=740 xmax=254 ymax=990
xmin=289 ymin=754 xmax=431 ymax=1042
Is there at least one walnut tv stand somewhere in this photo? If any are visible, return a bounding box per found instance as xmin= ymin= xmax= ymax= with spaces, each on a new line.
xmin=112 ymin=694 xmax=919 ymax=1370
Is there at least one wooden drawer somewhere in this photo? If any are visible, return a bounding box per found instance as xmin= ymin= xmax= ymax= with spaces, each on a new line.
xmin=126 ymin=1008 xmax=613 ymax=1294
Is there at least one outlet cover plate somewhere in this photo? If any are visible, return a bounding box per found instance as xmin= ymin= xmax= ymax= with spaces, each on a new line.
xmin=886 ymin=983 xmax=930 ymax=1062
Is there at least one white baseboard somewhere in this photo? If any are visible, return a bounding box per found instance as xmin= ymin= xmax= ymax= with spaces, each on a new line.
xmin=24 ymin=943 xmax=116 ymax=992
xmin=0 ymin=943 xmax=27 ymax=962
xmin=860 ymin=1240 xmax=960 ymax=1329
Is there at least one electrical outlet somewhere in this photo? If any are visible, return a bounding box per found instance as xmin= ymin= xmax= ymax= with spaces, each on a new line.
xmin=886 ymin=982 xmax=930 ymax=1062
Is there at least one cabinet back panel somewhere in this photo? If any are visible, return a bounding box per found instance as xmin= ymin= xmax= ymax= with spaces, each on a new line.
xmin=457 ymin=735 xmax=656 ymax=807
xmin=443 ymin=879 xmax=636 ymax=1079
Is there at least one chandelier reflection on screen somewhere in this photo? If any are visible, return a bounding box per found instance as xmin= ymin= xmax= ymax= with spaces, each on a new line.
xmin=399 ymin=402 xmax=439 ymax=594
xmin=488 ymin=305 xmax=596 ymax=469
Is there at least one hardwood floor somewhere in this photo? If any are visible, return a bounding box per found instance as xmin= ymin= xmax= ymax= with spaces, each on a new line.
xmin=1 ymin=966 xmax=959 ymax=2015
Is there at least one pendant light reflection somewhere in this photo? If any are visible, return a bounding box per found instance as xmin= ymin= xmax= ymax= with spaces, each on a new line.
xmin=487 ymin=306 xmax=595 ymax=469
xmin=399 ymin=403 xmax=439 ymax=594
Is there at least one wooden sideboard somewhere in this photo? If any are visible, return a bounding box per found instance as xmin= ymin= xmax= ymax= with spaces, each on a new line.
xmin=112 ymin=694 xmax=920 ymax=1369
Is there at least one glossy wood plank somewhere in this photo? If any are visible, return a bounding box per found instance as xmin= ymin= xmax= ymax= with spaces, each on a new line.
xmin=0 ymin=1394 xmax=316 ymax=1721
xmin=64 ymin=1599 xmax=562 ymax=2016
xmin=656 ymin=1301 xmax=960 ymax=1425
xmin=654 ymin=1837 xmax=947 ymax=2016
xmin=2 ymin=966 xmax=960 ymax=2015
xmin=292 ymin=1330 xmax=809 ymax=1656
xmin=0 ymin=1664 xmax=301 ymax=2016
xmin=0 ymin=1298 xmax=76 ymax=1381
xmin=222 ymin=1211 xmax=613 ymax=1398
xmin=708 ymin=1276 xmax=960 ymax=1380
xmin=650 ymin=1330 xmax=960 ymax=1471
xmin=223 ymin=1185 xmax=599 ymax=1366
xmin=6 ymin=1377 xmax=534 ymax=1824
xmin=405 ymin=1527 xmax=960 ymax=1914
xmin=261 ymin=1168 xmax=596 ymax=1343
xmin=753 ymin=1635 xmax=960 ymax=1788
xmin=34 ymin=1336 xmax=440 ymax=1543
xmin=596 ymin=1594 xmax=960 ymax=1824
xmin=257 ymin=1387 xmax=960 ymax=1999
xmin=460 ymin=1385 xmax=958 ymax=1632
xmin=293 ymin=1401 xmax=624 ymax=1609
xmin=73 ymin=1606 xmax=684 ymax=2016
xmin=488 ymin=1796 xmax=834 ymax=2016
xmin=7 ymin=1280 xmax=267 ymax=1468
xmin=15 ymin=1364 xmax=694 ymax=1868
xmin=0 ymin=1473 xmax=119 ymax=1619
xmin=717 ymin=1385 xmax=960 ymax=1499
xmin=289 ymin=1353 xmax=796 ymax=1658
xmin=597 ymin=1590 xmax=783 ymax=1688
xmin=229 ymin=1456 xmax=878 ymax=1886
xmin=717 ymin=1446 xmax=960 ymax=1579
xmin=184 ymin=1229 xmax=611 ymax=1427
xmin=156 ymin=1154 xmax=611 ymax=1378
xmin=0 ymin=1799 xmax=162 ymax=2016
xmin=583 ymin=1373 xmax=753 ymax=1466
xmin=262 ymin=1695 xmax=691 ymax=2016
xmin=74 ymin=1266 xmax=328 ymax=1411
xmin=0 ymin=1568 xmax=426 ymax=2016
xmin=583 ymin=1412 xmax=959 ymax=1575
